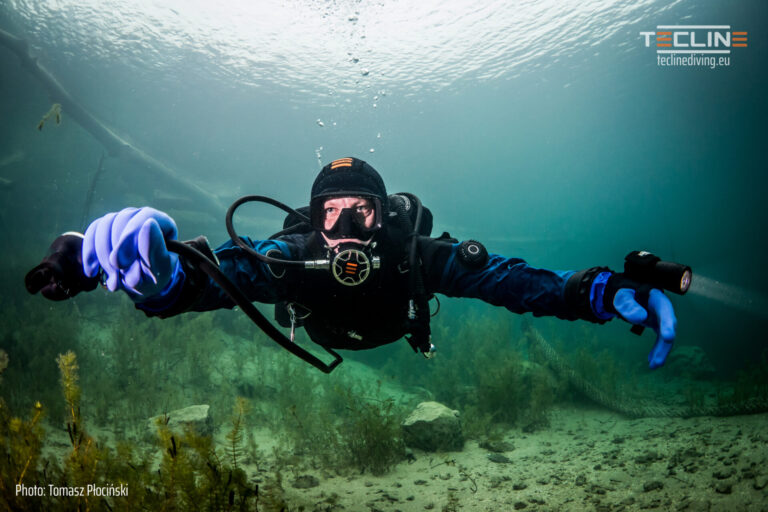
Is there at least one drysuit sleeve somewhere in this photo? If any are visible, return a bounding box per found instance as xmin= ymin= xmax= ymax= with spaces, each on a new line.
xmin=136 ymin=235 xmax=293 ymax=318
xmin=419 ymin=237 xmax=608 ymax=322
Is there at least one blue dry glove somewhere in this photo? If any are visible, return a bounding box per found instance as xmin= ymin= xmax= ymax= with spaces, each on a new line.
xmin=82 ymin=207 xmax=181 ymax=301
xmin=591 ymin=271 xmax=677 ymax=369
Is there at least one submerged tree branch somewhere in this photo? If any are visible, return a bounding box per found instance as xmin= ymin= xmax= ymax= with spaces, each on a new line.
xmin=0 ymin=27 xmax=225 ymax=216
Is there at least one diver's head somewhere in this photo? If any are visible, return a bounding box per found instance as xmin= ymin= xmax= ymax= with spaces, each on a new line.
xmin=310 ymin=157 xmax=387 ymax=247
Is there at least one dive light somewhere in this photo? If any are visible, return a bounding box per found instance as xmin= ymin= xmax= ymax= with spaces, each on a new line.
xmin=623 ymin=250 xmax=692 ymax=295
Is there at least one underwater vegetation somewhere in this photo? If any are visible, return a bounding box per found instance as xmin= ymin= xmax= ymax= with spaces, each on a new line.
xmin=379 ymin=306 xmax=564 ymax=436
xmin=548 ymin=326 xmax=630 ymax=400
xmin=335 ymin=384 xmax=405 ymax=475
xmin=0 ymin=290 xmax=231 ymax=436
xmin=0 ymin=293 xmax=83 ymax=423
xmin=3 ymin=268 xmax=768 ymax=511
xmin=267 ymin=356 xmax=407 ymax=476
xmin=1 ymin=350 xmax=266 ymax=511
xmin=720 ymin=349 xmax=768 ymax=405
xmin=0 ymin=292 xmax=412 ymax=510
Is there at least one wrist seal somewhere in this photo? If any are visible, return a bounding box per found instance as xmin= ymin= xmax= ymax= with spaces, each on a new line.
xmin=138 ymin=235 xmax=218 ymax=318
xmin=564 ymin=266 xmax=612 ymax=323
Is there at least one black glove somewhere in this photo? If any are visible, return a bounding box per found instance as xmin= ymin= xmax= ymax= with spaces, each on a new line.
xmin=25 ymin=233 xmax=100 ymax=301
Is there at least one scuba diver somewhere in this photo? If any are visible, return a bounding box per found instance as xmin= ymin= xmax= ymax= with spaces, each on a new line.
xmin=25 ymin=157 xmax=688 ymax=373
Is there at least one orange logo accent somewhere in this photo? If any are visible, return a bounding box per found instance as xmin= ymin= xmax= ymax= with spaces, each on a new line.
xmin=656 ymin=31 xmax=672 ymax=47
xmin=733 ymin=32 xmax=748 ymax=47
xmin=330 ymin=157 xmax=354 ymax=170
xmin=641 ymin=27 xmax=748 ymax=52
xmin=345 ymin=262 xmax=358 ymax=274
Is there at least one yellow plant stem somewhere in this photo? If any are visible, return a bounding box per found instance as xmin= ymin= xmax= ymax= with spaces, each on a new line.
xmin=16 ymin=404 xmax=43 ymax=486
xmin=16 ymin=457 xmax=32 ymax=487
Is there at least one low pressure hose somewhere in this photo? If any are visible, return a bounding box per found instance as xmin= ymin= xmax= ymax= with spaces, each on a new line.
xmin=166 ymin=239 xmax=343 ymax=373
xmin=225 ymin=195 xmax=311 ymax=267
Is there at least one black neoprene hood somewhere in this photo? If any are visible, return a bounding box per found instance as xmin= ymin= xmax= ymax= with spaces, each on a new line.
xmin=309 ymin=157 xmax=388 ymax=230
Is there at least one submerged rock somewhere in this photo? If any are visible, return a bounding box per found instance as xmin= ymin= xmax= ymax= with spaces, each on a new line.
xmin=291 ymin=474 xmax=320 ymax=489
xmin=480 ymin=439 xmax=514 ymax=453
xmin=714 ymin=481 xmax=732 ymax=494
xmin=401 ymin=401 xmax=463 ymax=452
xmin=146 ymin=404 xmax=213 ymax=438
xmin=642 ymin=480 xmax=664 ymax=492
xmin=487 ymin=453 xmax=512 ymax=464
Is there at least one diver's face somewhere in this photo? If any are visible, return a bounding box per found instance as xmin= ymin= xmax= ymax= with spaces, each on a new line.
xmin=322 ymin=197 xmax=375 ymax=231
xmin=321 ymin=197 xmax=375 ymax=248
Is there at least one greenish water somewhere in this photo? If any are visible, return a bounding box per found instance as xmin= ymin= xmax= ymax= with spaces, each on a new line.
xmin=0 ymin=1 xmax=767 ymax=505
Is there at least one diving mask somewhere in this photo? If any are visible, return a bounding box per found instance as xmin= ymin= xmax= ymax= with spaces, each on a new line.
xmin=324 ymin=206 xmax=375 ymax=241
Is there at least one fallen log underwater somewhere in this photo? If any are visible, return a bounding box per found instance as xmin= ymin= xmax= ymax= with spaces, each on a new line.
xmin=0 ymin=27 xmax=225 ymax=217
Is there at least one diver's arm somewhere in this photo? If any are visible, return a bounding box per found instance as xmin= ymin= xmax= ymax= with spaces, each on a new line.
xmin=137 ymin=236 xmax=294 ymax=318
xmin=419 ymin=237 xmax=592 ymax=321
xmin=24 ymin=206 xmax=294 ymax=317
xmin=420 ymin=237 xmax=678 ymax=368
xmin=25 ymin=207 xmax=182 ymax=302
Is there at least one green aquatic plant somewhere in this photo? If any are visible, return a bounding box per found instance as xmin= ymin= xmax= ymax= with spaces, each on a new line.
xmin=268 ymin=359 xmax=407 ymax=476
xmin=718 ymin=349 xmax=768 ymax=406
xmin=336 ymin=383 xmax=406 ymax=475
xmin=56 ymin=351 xmax=81 ymax=440
xmin=0 ymin=399 xmax=46 ymax=511
xmin=459 ymin=404 xmax=504 ymax=440
xmin=469 ymin=346 xmax=557 ymax=430
xmin=683 ymin=383 xmax=706 ymax=410
xmin=265 ymin=351 xmax=348 ymax=472
xmin=280 ymin=397 xmax=345 ymax=471
xmin=442 ymin=487 xmax=461 ymax=512
xmin=379 ymin=304 xmax=564 ymax=434
xmin=57 ymin=351 xmax=109 ymax=511
xmin=93 ymin=306 xmax=229 ymax=435
xmin=0 ymin=348 xmax=8 ymax=381
xmin=569 ymin=345 xmax=622 ymax=396
xmin=0 ymin=295 xmax=82 ymax=421
xmin=1 ymin=348 xmax=276 ymax=511
xmin=226 ymin=396 xmax=250 ymax=470
xmin=155 ymin=415 xmax=259 ymax=511
xmin=736 ymin=349 xmax=768 ymax=400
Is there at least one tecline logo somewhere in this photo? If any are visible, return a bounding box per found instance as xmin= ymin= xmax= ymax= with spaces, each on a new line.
xmin=639 ymin=26 xmax=748 ymax=68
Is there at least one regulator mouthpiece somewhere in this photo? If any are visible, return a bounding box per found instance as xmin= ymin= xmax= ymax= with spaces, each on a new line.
xmin=331 ymin=247 xmax=380 ymax=286
xmin=303 ymin=247 xmax=381 ymax=286
xmin=624 ymin=250 xmax=692 ymax=295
